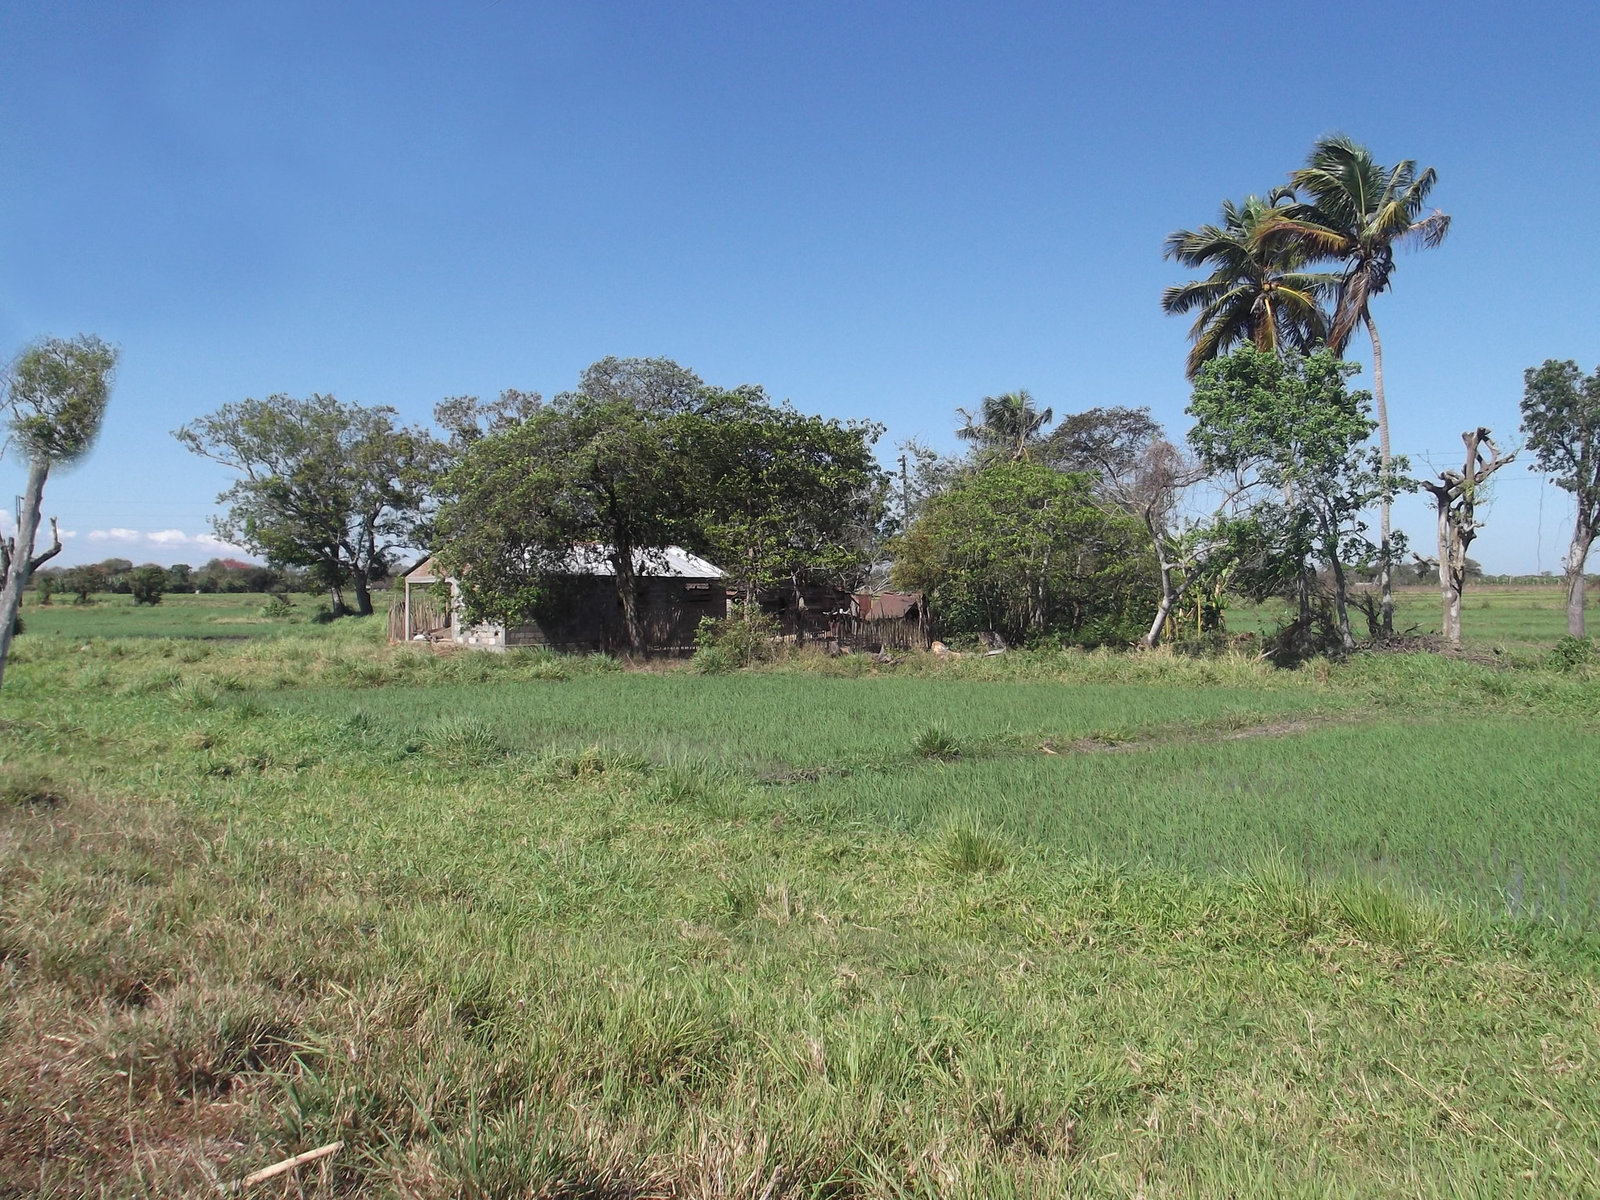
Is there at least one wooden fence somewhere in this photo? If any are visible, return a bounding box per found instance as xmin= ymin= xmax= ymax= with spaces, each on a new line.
xmin=832 ymin=614 xmax=930 ymax=652
xmin=388 ymin=588 xmax=451 ymax=643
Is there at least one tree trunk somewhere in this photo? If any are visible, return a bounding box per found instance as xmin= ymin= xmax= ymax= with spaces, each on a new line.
xmin=328 ymin=585 xmax=348 ymax=617
xmin=1141 ymin=514 xmax=1177 ymax=649
xmin=791 ymin=574 xmax=806 ymax=646
xmin=1365 ymin=311 xmax=1395 ymax=636
xmin=0 ymin=460 xmax=50 ymax=692
xmin=1328 ymin=547 xmax=1354 ymax=651
xmin=352 ymin=570 xmax=373 ymax=617
xmin=611 ymin=545 xmax=645 ymax=656
xmin=1566 ymin=526 xmax=1594 ymax=639
xmin=1434 ymin=497 xmax=1461 ymax=648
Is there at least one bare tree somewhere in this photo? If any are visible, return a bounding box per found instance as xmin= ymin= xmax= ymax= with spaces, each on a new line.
xmin=1419 ymin=428 xmax=1514 ymax=648
xmin=0 ymin=335 xmax=118 ymax=689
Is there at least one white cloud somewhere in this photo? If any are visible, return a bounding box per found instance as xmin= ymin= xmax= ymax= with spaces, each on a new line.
xmin=81 ymin=527 xmax=247 ymax=554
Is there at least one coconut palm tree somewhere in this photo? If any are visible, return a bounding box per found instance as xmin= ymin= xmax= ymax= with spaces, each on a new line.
xmin=956 ymin=390 xmax=1053 ymax=464
xmin=1161 ymin=192 xmax=1336 ymax=380
xmin=1257 ymin=135 xmax=1451 ymax=633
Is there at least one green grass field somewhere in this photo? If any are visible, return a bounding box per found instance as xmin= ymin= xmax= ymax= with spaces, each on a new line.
xmin=18 ymin=590 xmax=326 ymax=640
xmin=2 ymin=593 xmax=1598 ymax=1196
xmin=1226 ymin=581 xmax=1593 ymax=650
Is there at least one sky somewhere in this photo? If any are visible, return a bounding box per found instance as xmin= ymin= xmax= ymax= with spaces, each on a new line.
xmin=2 ymin=1 xmax=1597 ymax=572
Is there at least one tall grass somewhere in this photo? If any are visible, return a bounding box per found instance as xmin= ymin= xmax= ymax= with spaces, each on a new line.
xmin=3 ymin=620 xmax=1599 ymax=1195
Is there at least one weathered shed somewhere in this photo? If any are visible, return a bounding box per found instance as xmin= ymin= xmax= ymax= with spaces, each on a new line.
xmin=393 ymin=546 xmax=726 ymax=653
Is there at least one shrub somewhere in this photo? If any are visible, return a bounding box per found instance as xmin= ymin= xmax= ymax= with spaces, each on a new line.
xmin=260 ymin=594 xmax=294 ymax=619
xmin=1550 ymin=635 xmax=1595 ymax=671
xmin=128 ymin=565 xmax=167 ymax=606
xmin=693 ymin=606 xmax=780 ymax=671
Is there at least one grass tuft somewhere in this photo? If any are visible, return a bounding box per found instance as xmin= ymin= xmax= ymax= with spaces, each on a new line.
xmin=912 ymin=724 xmax=962 ymax=760
xmin=421 ymin=716 xmax=507 ymax=767
xmin=937 ymin=816 xmax=1008 ymax=874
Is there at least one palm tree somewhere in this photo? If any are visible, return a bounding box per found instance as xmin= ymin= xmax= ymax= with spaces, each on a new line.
xmin=956 ymin=390 xmax=1053 ymax=464
xmin=1161 ymin=192 xmax=1336 ymax=379
xmin=1257 ymin=135 xmax=1451 ymax=633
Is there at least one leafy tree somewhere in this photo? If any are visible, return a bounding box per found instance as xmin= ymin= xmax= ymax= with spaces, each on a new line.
xmin=1051 ymin=406 xmax=1210 ymax=647
xmin=692 ymin=391 xmax=888 ymax=623
xmin=1187 ymin=348 xmax=1392 ymax=653
xmin=0 ymin=334 xmax=117 ymax=689
xmin=955 ymin=390 xmax=1054 ymax=464
xmin=128 ymin=564 xmax=167 ymax=606
xmin=1161 ymin=193 xmax=1335 ymax=379
xmin=59 ymin=564 xmax=106 ymax=604
xmin=434 ymin=389 xmax=542 ymax=456
xmin=166 ymin=563 xmax=194 ymax=592
xmin=1257 ymin=135 xmax=1451 ymax=633
xmin=1520 ymin=359 xmax=1600 ymax=637
xmin=436 ymin=359 xmax=715 ymax=654
xmin=175 ymin=395 xmax=439 ymax=616
xmin=891 ymin=463 xmax=1153 ymax=646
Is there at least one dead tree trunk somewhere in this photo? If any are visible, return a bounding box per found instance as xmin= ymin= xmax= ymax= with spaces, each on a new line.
xmin=0 ymin=461 xmax=61 ymax=691
xmin=1421 ymin=428 xmax=1514 ymax=649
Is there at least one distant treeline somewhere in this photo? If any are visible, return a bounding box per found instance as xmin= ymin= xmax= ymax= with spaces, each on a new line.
xmin=30 ymin=557 xmax=309 ymax=603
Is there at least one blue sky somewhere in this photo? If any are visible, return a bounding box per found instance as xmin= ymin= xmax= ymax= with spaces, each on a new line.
xmin=3 ymin=1 xmax=1597 ymax=572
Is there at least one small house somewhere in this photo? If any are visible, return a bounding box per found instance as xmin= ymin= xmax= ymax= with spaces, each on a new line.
xmin=393 ymin=546 xmax=726 ymax=653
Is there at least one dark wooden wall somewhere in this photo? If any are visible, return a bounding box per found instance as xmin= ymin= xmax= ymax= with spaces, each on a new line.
xmin=504 ymin=577 xmax=723 ymax=651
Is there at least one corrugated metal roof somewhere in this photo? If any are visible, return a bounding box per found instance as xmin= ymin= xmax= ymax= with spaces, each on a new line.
xmin=556 ymin=545 xmax=724 ymax=579
xmin=404 ymin=546 xmax=723 ymax=581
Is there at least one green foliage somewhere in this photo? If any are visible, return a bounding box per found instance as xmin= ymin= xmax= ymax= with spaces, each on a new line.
xmin=259 ymin=594 xmax=294 ymax=619
xmin=1162 ymin=193 xmax=1334 ymax=378
xmin=692 ymin=393 xmax=887 ymax=603
xmin=4 ymin=334 xmax=118 ymax=465
xmin=1260 ymin=135 xmax=1450 ymax=354
xmin=1188 ymin=348 xmax=1397 ymax=652
xmin=435 ymin=359 xmax=714 ymax=641
xmin=127 ymin=564 xmax=166 ymax=606
xmin=1522 ymin=360 xmax=1600 ymax=497
xmin=892 ymin=462 xmax=1153 ymax=646
xmin=693 ymin=607 xmax=781 ymax=674
xmin=174 ymin=395 xmax=439 ymax=615
xmin=1550 ymin=635 xmax=1595 ymax=670
xmin=438 ymin=358 xmax=886 ymax=652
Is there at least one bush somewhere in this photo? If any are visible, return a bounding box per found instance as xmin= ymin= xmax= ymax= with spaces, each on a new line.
xmin=128 ymin=565 xmax=167 ymax=606
xmin=1551 ymin=636 xmax=1595 ymax=671
xmin=693 ymin=607 xmax=781 ymax=671
xmin=260 ymin=594 xmax=294 ymax=620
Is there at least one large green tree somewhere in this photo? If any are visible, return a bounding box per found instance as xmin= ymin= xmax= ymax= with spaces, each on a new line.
xmin=1521 ymin=359 xmax=1600 ymax=637
xmin=1161 ymin=193 xmax=1335 ymax=379
xmin=437 ymin=359 xmax=889 ymax=654
xmin=692 ymin=391 xmax=887 ymax=621
xmin=175 ymin=394 xmax=439 ymax=616
xmin=1258 ymin=135 xmax=1451 ymax=634
xmin=434 ymin=358 xmax=712 ymax=655
xmin=891 ymin=463 xmax=1152 ymax=646
xmin=1187 ymin=348 xmax=1390 ymax=653
xmin=0 ymin=334 xmax=118 ymax=689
